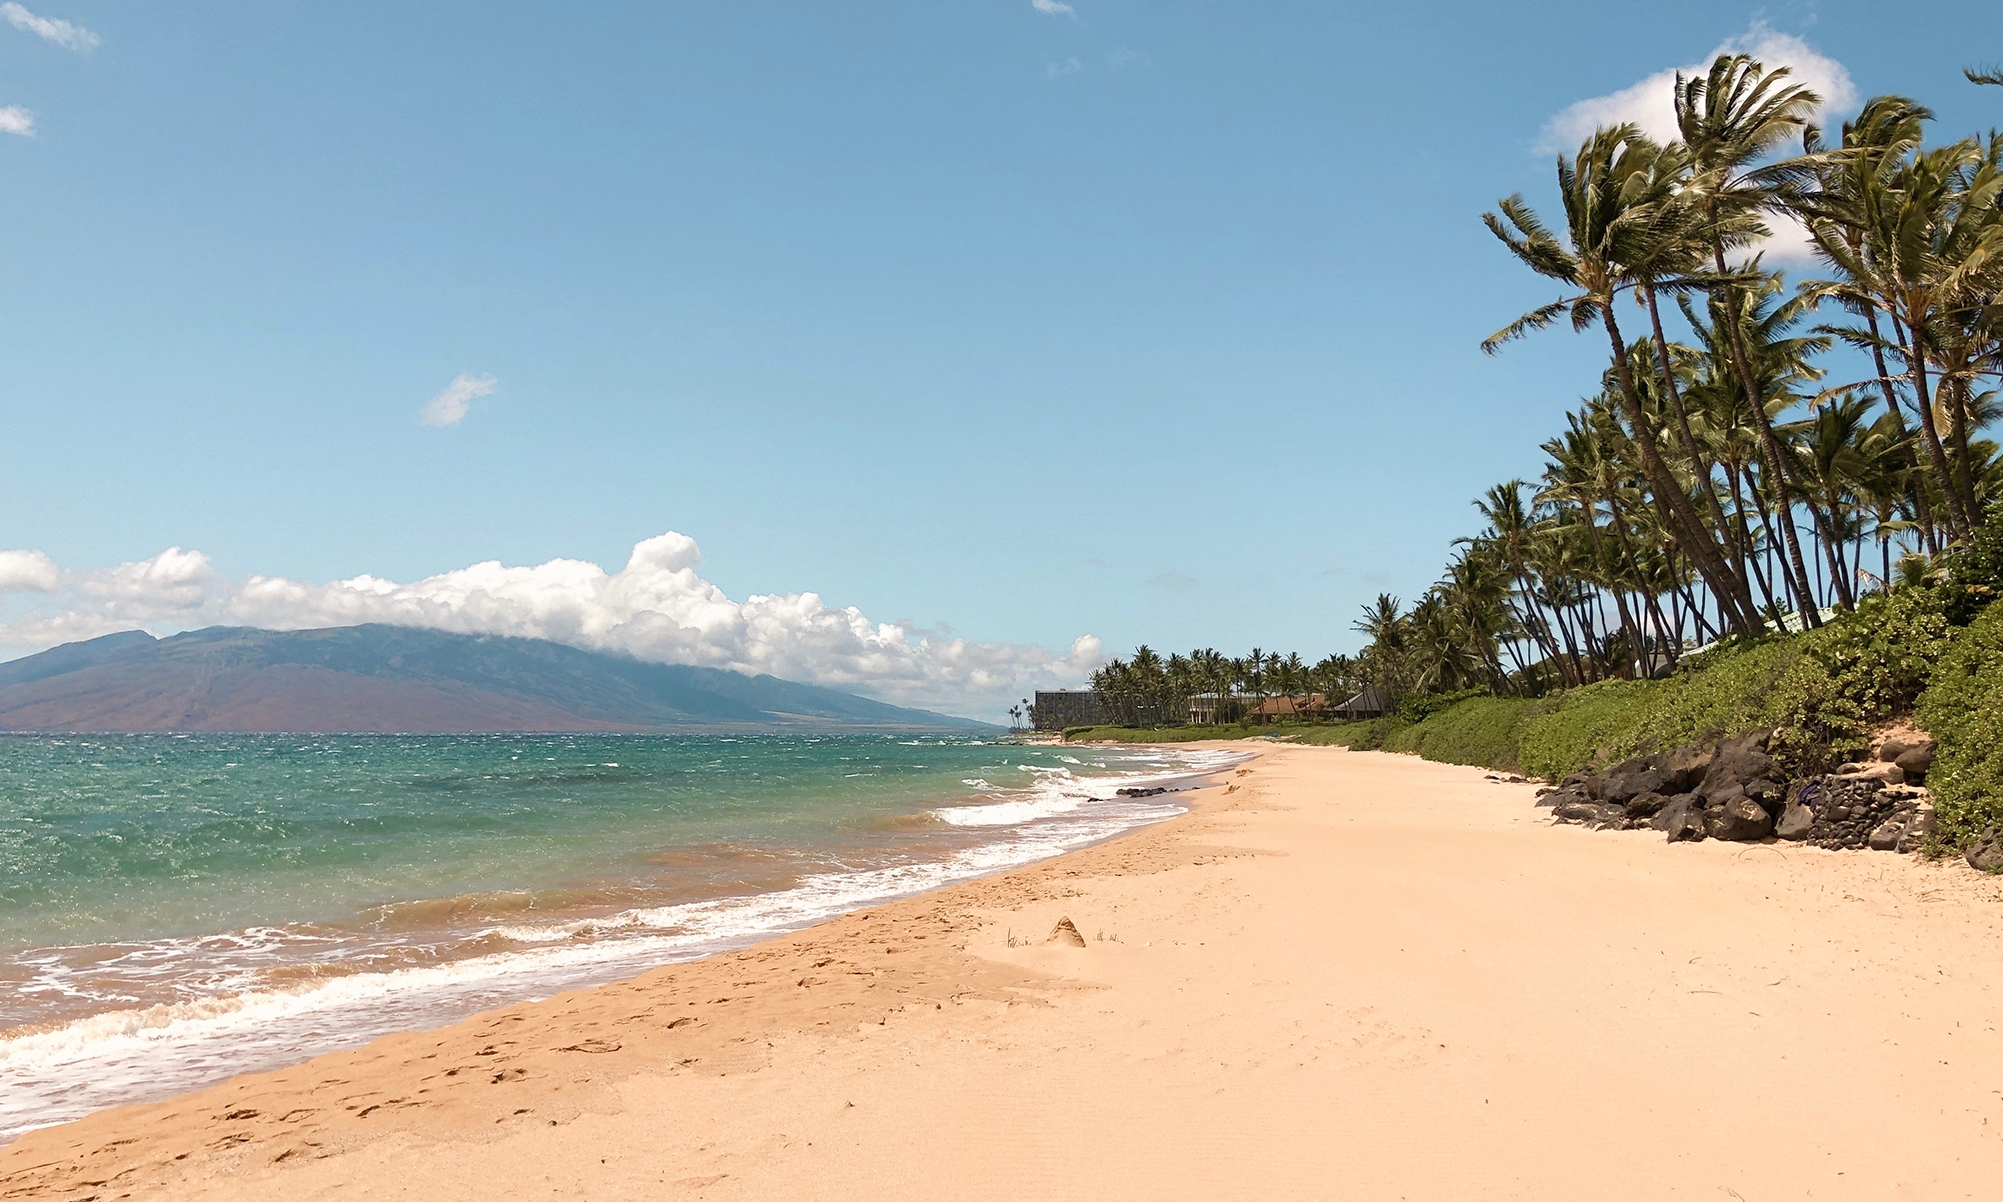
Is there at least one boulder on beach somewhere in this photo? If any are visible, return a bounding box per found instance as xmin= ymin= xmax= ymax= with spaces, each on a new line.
xmin=1774 ymin=803 xmax=1814 ymax=841
xmin=1708 ymin=796 xmax=1773 ymax=842
xmin=1657 ymin=795 xmax=1708 ymax=843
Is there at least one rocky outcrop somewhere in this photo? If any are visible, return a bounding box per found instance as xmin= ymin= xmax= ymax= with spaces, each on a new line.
xmin=1877 ymin=734 xmax=1935 ymax=784
xmin=1772 ymin=777 xmax=1935 ymax=853
xmin=1542 ymin=730 xmax=1786 ymax=842
xmin=1539 ymin=727 xmax=1942 ymax=856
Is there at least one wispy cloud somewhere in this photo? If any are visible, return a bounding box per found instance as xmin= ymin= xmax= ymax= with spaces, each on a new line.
xmin=1031 ymin=0 xmax=1076 ymax=16
xmin=0 ymin=106 xmax=32 ymax=137
xmin=1047 ymin=57 xmax=1082 ymax=78
xmin=2 ymin=3 xmax=99 ymax=52
xmin=0 ymin=533 xmax=1108 ymax=717
xmin=1540 ymin=24 xmax=1856 ymax=267
xmin=420 ymin=373 xmax=497 ymax=428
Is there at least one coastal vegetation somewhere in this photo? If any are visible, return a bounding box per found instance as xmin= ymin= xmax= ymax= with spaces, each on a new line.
xmin=1071 ymin=58 xmax=2003 ymax=858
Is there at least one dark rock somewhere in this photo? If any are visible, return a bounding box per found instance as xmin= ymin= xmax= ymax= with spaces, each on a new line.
xmin=1774 ymin=804 xmax=1814 ymax=841
xmin=1661 ymin=739 xmax=1719 ymax=793
xmin=1553 ymin=799 xmax=1602 ymax=823
xmin=1897 ymin=807 xmax=1938 ymax=854
xmin=1702 ymin=779 xmax=1748 ymax=809
xmin=1709 ymin=796 xmax=1774 ymax=842
xmin=1742 ymin=777 xmax=1785 ymax=812
xmin=1895 ymin=744 xmax=1934 ymax=781
xmin=1708 ymin=730 xmax=1774 ymax=790
xmin=1658 ymin=795 xmax=1709 ymax=843
xmin=1967 ymin=829 xmax=2003 ymax=873
xmin=1881 ymin=735 xmax=1933 ymax=764
xmin=1624 ymin=791 xmax=1671 ymax=819
xmin=1586 ymin=759 xmax=1641 ymax=800
xmin=1604 ymin=767 xmax=1669 ymax=805
xmin=1648 ymin=793 xmax=1698 ymax=832
xmin=1867 ymin=818 xmax=1906 ymax=852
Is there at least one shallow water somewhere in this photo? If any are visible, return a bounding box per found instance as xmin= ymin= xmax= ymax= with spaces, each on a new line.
xmin=0 ymin=732 xmax=1243 ymax=1141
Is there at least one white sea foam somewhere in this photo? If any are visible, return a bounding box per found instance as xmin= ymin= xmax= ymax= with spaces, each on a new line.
xmin=0 ymin=744 xmax=1246 ymax=1143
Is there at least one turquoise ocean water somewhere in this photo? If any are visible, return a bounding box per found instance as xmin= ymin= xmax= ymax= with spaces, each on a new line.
xmin=0 ymin=732 xmax=1242 ymax=1141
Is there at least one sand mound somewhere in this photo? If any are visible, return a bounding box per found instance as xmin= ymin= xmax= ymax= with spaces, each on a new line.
xmin=1046 ymin=916 xmax=1087 ymax=946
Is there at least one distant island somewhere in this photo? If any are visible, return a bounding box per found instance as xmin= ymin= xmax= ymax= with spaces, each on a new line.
xmin=0 ymin=625 xmax=992 ymax=733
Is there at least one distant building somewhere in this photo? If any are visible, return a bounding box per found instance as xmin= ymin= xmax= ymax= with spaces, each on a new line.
xmin=1331 ymin=686 xmax=1389 ymax=720
xmin=1186 ymin=692 xmax=1232 ymax=725
xmin=1032 ymin=689 xmax=1108 ymax=731
xmin=1250 ymin=693 xmax=1328 ymax=724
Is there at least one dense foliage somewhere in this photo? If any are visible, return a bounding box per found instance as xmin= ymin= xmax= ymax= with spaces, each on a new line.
xmin=1342 ymin=60 xmax=2003 ymax=706
xmin=1075 ymin=64 xmax=2003 ymax=852
xmin=1917 ymin=605 xmax=2003 ymax=847
xmin=1075 ymin=646 xmax=1363 ymax=728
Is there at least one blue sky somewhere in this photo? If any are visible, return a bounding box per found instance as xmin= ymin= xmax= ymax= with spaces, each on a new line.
xmin=3 ymin=1 xmax=2000 ymax=715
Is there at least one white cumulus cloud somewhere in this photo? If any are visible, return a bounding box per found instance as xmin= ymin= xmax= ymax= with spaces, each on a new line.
xmin=0 ymin=549 xmax=59 ymax=593
xmin=1542 ymin=25 xmax=1854 ymax=152
xmin=0 ymin=106 xmax=34 ymax=136
xmin=0 ymin=533 xmax=1106 ymax=719
xmin=2 ymin=3 xmax=98 ymax=51
xmin=421 ymin=372 xmax=496 ymax=428
xmin=1540 ymin=25 xmax=1855 ymax=268
xmin=1031 ymin=0 xmax=1075 ymax=16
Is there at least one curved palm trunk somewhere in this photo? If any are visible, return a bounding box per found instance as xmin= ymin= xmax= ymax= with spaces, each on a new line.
xmin=1704 ymin=239 xmax=1823 ymax=627
xmin=1947 ymin=377 xmax=1980 ymax=525
xmin=1601 ymin=307 xmax=1759 ymax=635
xmin=1583 ymin=491 xmax=1648 ymax=676
xmin=1895 ymin=315 xmax=1971 ymax=538
xmin=1644 ymin=286 xmax=1755 ymax=604
xmin=1807 ymin=495 xmax=1857 ymax=609
xmin=1725 ymin=462 xmax=1782 ymax=617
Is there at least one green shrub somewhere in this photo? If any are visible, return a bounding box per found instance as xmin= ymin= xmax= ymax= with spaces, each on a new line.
xmin=1514 ymin=678 xmax=1661 ymax=780
xmin=1394 ymin=688 xmax=1487 ymax=723
xmin=1768 ymin=588 xmax=1954 ymax=773
xmin=1513 ymin=639 xmax=1805 ymax=779
xmin=1381 ymin=696 xmax=1546 ymax=771
xmin=1313 ymin=716 xmax=1407 ymax=750
xmin=1917 ymin=604 xmax=2003 ymax=849
xmin=1942 ymin=502 xmax=2003 ymax=624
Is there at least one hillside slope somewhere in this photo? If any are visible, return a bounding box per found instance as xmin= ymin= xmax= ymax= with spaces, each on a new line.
xmin=0 ymin=625 xmax=990 ymax=733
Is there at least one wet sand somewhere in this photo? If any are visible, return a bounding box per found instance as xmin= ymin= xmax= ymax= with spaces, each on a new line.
xmin=8 ymin=743 xmax=2003 ymax=1200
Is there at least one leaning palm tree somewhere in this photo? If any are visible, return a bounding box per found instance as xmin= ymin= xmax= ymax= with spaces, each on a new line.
xmin=1674 ymin=52 xmax=1829 ymax=624
xmin=1483 ymin=124 xmax=1762 ymax=634
xmin=1801 ymin=134 xmax=2003 ymax=538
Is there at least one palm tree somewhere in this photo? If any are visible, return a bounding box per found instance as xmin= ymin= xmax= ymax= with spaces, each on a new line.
xmin=1483 ymin=124 xmax=1761 ymax=634
xmin=1674 ymin=53 xmax=1828 ymax=624
xmin=1799 ymin=129 xmax=2003 ymax=539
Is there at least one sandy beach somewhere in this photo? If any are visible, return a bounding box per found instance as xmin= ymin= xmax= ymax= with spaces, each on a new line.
xmin=8 ymin=742 xmax=2003 ymax=1200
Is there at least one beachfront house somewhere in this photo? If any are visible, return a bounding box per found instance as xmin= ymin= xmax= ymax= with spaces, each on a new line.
xmin=1331 ymin=686 xmax=1389 ymax=720
xmin=1249 ymin=693 xmax=1328 ymax=724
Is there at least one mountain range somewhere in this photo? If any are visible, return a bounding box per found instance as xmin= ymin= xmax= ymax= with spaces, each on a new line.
xmin=0 ymin=625 xmax=991 ymax=733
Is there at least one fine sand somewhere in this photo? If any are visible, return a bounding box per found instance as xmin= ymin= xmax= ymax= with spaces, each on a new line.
xmin=8 ymin=744 xmax=2003 ymax=1200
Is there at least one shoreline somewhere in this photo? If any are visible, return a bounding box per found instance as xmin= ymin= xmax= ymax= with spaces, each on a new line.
xmin=9 ymin=742 xmax=2003 ymax=1198
xmin=0 ymin=739 xmax=1241 ymax=1145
